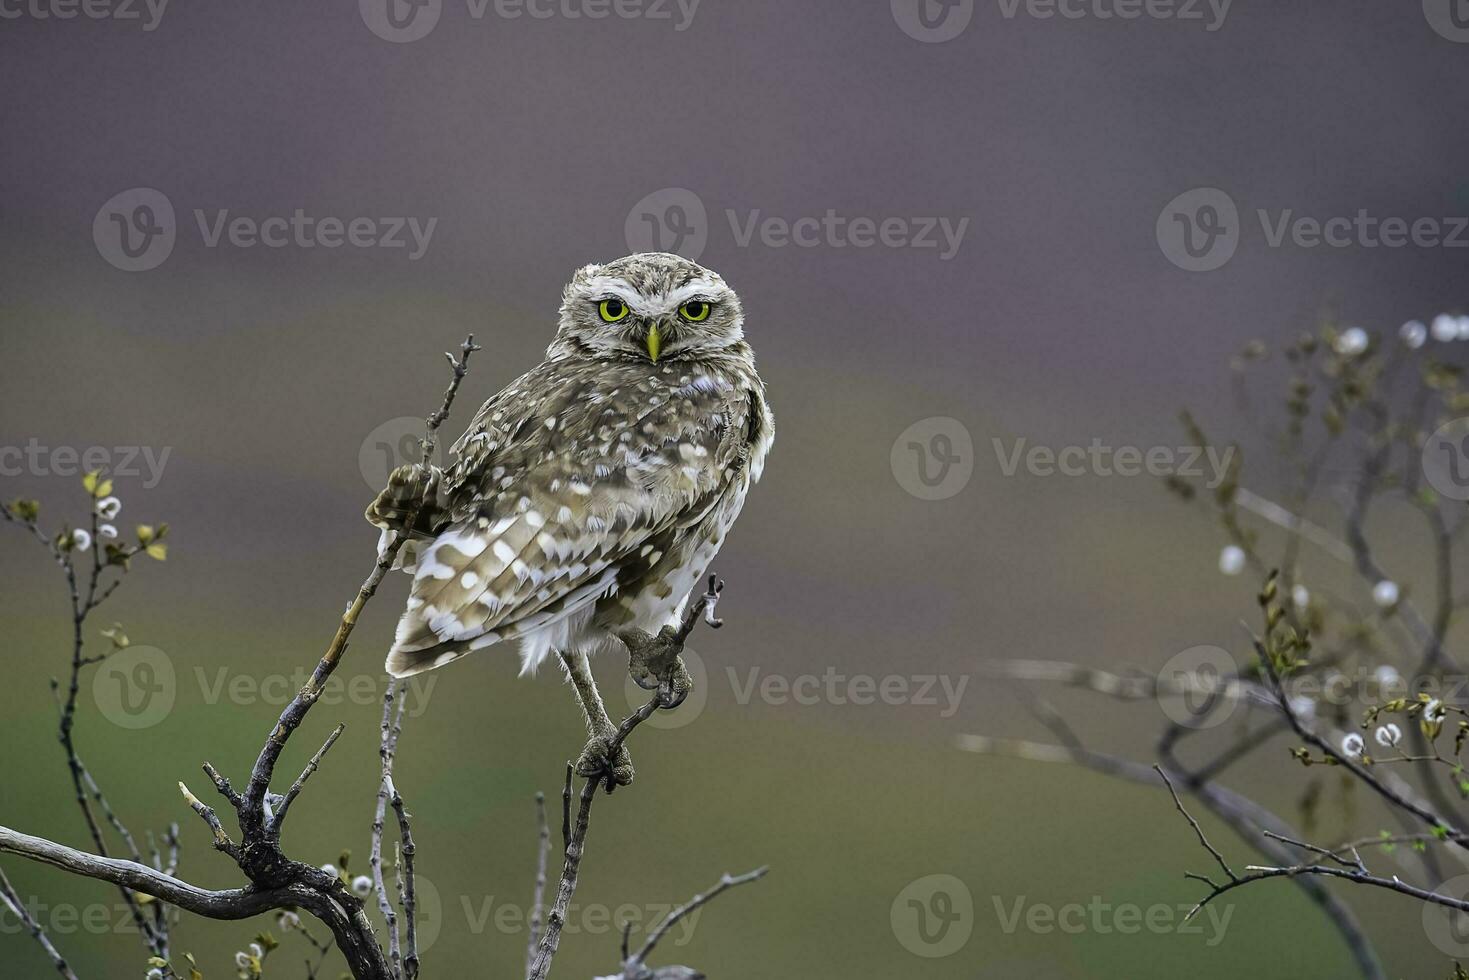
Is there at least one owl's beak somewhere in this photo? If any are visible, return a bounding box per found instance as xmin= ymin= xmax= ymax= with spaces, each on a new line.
xmin=644 ymin=323 xmax=661 ymax=363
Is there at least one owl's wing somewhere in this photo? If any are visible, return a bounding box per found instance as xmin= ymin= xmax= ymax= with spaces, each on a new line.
xmin=385 ymin=363 xmax=754 ymax=677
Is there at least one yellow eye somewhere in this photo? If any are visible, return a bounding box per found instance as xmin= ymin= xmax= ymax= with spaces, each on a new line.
xmin=679 ymin=301 xmax=711 ymax=322
xmin=598 ymin=298 xmax=629 ymax=323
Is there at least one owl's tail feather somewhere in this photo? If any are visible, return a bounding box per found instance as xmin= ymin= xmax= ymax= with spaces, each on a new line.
xmin=385 ymin=637 xmax=478 ymax=678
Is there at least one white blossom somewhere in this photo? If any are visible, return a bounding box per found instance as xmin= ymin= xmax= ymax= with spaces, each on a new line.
xmin=1341 ymin=732 xmax=1365 ymax=758
xmin=70 ymin=529 xmax=92 ymax=552
xmin=98 ymin=523 xmax=118 ymax=540
xmin=1375 ymin=723 xmax=1402 ymax=748
xmin=1334 ymin=326 xmax=1369 ymax=356
xmin=1374 ymin=664 xmax=1402 ymax=689
xmin=146 ymin=971 xmax=165 ymax=980
xmin=249 ymin=942 xmax=263 ymax=959
xmin=234 ymin=952 xmax=251 ymax=969
xmin=320 ymin=863 xmax=338 ymax=878
xmin=352 ymin=874 xmax=374 ymax=897
xmin=1372 ymin=579 xmax=1400 ymax=608
xmin=1291 ymin=584 xmax=1310 ymax=610
xmin=1218 ymin=545 xmax=1246 ymax=576
xmin=95 ymin=496 xmax=121 ymax=519
xmin=1426 ymin=699 xmax=1447 ymax=723
xmin=1400 ymin=320 xmax=1427 ymax=348
xmin=276 ymin=909 xmax=301 ymax=931
xmin=1432 ymin=313 xmax=1460 ymax=342
xmin=1288 ymin=695 xmax=1316 ymax=722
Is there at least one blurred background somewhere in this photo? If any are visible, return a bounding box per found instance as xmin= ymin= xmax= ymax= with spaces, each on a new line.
xmin=2 ymin=1 xmax=1469 ymax=976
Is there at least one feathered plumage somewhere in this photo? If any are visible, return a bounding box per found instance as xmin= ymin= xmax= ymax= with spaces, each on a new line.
xmin=368 ymin=253 xmax=772 ymax=680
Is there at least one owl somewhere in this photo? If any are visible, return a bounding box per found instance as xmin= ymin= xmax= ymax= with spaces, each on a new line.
xmin=367 ymin=252 xmax=772 ymax=783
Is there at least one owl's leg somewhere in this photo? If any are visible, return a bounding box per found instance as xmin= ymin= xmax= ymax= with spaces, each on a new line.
xmin=616 ymin=575 xmax=724 ymax=709
xmin=558 ymin=650 xmax=634 ymax=788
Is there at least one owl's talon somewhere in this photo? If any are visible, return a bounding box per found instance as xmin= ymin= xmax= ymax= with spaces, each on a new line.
xmin=618 ymin=628 xmax=693 ymax=709
xmin=575 ymin=734 xmax=634 ymax=788
xmin=658 ymin=656 xmax=693 ymax=709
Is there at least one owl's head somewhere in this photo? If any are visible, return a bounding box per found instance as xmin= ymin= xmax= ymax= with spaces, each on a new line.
xmin=551 ymin=253 xmax=744 ymax=364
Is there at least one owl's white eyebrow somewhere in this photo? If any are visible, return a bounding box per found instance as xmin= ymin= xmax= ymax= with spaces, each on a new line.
xmin=583 ymin=277 xmax=645 ymax=309
xmin=586 ymin=276 xmax=722 ymax=316
xmin=660 ymin=280 xmax=722 ymax=309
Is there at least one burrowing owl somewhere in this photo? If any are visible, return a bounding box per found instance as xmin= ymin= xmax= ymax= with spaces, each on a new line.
xmin=367 ymin=252 xmax=772 ymax=782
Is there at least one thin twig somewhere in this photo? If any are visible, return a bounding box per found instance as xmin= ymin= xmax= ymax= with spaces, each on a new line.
xmin=628 ymin=867 xmax=767 ymax=969
xmin=0 ymin=865 xmax=79 ymax=980
xmin=528 ymin=792 xmax=550 ymax=976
